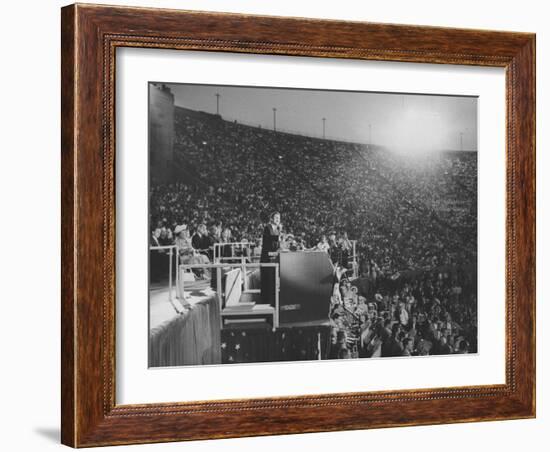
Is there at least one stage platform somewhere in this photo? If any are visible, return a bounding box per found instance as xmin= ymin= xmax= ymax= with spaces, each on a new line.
xmin=149 ymin=280 xmax=221 ymax=367
xmin=221 ymin=320 xmax=332 ymax=364
xmin=149 ymin=276 xmax=334 ymax=367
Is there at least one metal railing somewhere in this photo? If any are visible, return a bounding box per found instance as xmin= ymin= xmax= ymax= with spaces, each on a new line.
xmin=214 ymin=240 xmax=358 ymax=274
xmin=177 ymin=261 xmax=280 ymax=329
xmin=151 ymin=238 xmax=358 ymax=301
xmin=149 ymin=244 xmax=179 ymax=311
xmin=212 ymin=241 xmax=259 ymax=263
xmin=152 ymin=239 xmax=358 ymax=296
xmin=150 ymin=244 xmax=280 ymax=327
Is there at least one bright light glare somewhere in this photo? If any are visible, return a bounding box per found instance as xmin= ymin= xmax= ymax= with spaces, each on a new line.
xmin=385 ymin=106 xmax=446 ymax=156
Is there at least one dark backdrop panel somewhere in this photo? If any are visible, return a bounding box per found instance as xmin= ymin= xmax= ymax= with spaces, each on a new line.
xmin=279 ymin=251 xmax=333 ymax=323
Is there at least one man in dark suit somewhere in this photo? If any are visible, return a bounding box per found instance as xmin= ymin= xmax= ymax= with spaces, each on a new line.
xmin=260 ymin=212 xmax=281 ymax=306
xmin=191 ymin=224 xmax=210 ymax=255
xmin=191 ymin=224 xmax=211 ymax=279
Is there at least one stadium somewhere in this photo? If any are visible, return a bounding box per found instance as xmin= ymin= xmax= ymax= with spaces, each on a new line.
xmin=148 ymin=83 xmax=478 ymax=367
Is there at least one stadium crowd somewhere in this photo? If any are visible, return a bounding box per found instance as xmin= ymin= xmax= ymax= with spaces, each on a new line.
xmin=150 ymin=107 xmax=478 ymax=357
xmin=330 ymin=263 xmax=477 ymax=358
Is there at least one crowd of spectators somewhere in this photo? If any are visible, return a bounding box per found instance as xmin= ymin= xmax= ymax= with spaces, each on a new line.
xmin=330 ymin=264 xmax=477 ymax=358
xmin=150 ymin=107 xmax=478 ymax=356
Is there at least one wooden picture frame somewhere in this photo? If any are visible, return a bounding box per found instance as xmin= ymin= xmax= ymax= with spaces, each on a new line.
xmin=61 ymin=3 xmax=535 ymax=447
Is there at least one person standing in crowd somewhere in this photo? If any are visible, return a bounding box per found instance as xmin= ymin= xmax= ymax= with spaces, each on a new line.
xmin=396 ymin=302 xmax=409 ymax=327
xmin=340 ymin=231 xmax=353 ymax=268
xmin=434 ymin=336 xmax=453 ymax=355
xmin=388 ymin=323 xmax=404 ymax=357
xmin=380 ymin=319 xmax=393 ymax=357
xmin=328 ymin=231 xmax=337 ymax=248
xmin=316 ymin=235 xmax=330 ymax=252
xmin=401 ymin=337 xmax=414 ymax=356
xmin=260 ymin=212 xmax=281 ymax=306
xmin=455 ymin=339 xmax=469 ymax=354
xmin=328 ymin=231 xmax=338 ymax=263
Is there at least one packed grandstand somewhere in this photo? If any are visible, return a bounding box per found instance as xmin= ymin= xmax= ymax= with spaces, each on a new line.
xmin=150 ymin=106 xmax=478 ymax=358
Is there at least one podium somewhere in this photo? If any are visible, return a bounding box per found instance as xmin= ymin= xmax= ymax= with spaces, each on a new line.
xmin=216 ymin=252 xmax=334 ymax=363
xmin=217 ymin=251 xmax=333 ymax=329
xmin=278 ymin=251 xmax=333 ymax=324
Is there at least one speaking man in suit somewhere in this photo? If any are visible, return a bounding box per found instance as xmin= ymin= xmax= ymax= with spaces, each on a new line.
xmin=260 ymin=212 xmax=282 ymax=306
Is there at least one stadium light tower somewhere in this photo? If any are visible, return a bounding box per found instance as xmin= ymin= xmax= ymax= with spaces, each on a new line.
xmin=215 ymin=93 xmax=220 ymax=115
xmin=273 ymin=107 xmax=277 ymax=131
xmin=322 ymin=117 xmax=326 ymax=139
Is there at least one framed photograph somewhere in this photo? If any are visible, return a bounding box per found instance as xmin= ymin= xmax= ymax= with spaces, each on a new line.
xmin=61 ymin=3 xmax=535 ymax=447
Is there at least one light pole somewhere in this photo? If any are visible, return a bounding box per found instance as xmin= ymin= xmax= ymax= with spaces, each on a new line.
xmin=322 ymin=117 xmax=326 ymax=139
xmin=459 ymin=132 xmax=464 ymax=151
xmin=273 ymin=107 xmax=277 ymax=131
xmin=215 ymin=93 xmax=220 ymax=115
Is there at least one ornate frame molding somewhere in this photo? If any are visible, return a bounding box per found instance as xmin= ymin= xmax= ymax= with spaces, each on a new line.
xmin=62 ymin=4 xmax=535 ymax=447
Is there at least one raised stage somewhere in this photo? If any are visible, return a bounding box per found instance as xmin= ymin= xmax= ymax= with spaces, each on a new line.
xmin=149 ymin=278 xmax=333 ymax=367
xmin=221 ymin=320 xmax=332 ymax=364
xmin=149 ymin=280 xmax=221 ymax=367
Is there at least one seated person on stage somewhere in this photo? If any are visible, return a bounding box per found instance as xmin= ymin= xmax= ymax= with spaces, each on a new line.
xmin=219 ymin=227 xmax=236 ymax=261
xmin=150 ymin=228 xmax=165 ymax=281
xmin=283 ymin=233 xmax=306 ymax=252
xmin=294 ymin=236 xmax=307 ymax=251
xmin=174 ymin=224 xmax=193 ymax=263
xmin=210 ymin=224 xmax=222 ymax=244
xmin=191 ymin=224 xmax=212 ymax=257
xmin=280 ymin=233 xmax=293 ymax=251
xmin=287 ymin=234 xmax=306 ymax=251
xmin=158 ymin=227 xmax=173 ymax=246
xmin=175 ymin=223 xmax=210 ymax=279
xmin=150 ymin=227 xmax=162 ymax=248
xmin=260 ymin=211 xmax=281 ymax=306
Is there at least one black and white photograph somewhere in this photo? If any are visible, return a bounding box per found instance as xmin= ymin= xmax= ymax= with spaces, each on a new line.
xmin=1 ymin=0 xmax=543 ymax=449
xmin=148 ymin=82 xmax=478 ymax=367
